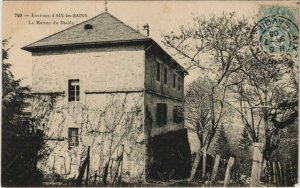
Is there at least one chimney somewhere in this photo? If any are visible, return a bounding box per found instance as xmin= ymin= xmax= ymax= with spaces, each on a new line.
xmin=142 ymin=24 xmax=150 ymax=36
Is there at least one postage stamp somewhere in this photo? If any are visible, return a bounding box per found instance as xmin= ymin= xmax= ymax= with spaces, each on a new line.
xmin=250 ymin=6 xmax=299 ymax=63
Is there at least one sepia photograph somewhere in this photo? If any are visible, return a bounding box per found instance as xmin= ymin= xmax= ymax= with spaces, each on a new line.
xmin=2 ymin=1 xmax=299 ymax=187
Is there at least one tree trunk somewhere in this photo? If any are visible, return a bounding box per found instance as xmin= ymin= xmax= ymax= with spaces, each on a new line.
xmin=273 ymin=162 xmax=278 ymax=186
xmin=250 ymin=143 xmax=263 ymax=187
xmin=202 ymin=149 xmax=207 ymax=184
xmin=85 ymin=146 xmax=90 ymax=186
xmin=278 ymin=162 xmax=283 ymax=186
xmin=188 ymin=148 xmax=201 ymax=181
xmin=210 ymin=154 xmax=220 ymax=185
xmin=224 ymin=157 xmax=235 ymax=186
xmin=283 ymin=163 xmax=287 ymax=186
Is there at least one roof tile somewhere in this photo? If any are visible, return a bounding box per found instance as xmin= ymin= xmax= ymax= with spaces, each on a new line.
xmin=25 ymin=12 xmax=148 ymax=48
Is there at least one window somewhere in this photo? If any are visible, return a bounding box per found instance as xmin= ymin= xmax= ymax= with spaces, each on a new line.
xmin=164 ymin=67 xmax=168 ymax=84
xmin=68 ymin=80 xmax=80 ymax=101
xmin=173 ymin=74 xmax=176 ymax=88
xmin=156 ymin=103 xmax=167 ymax=126
xmin=178 ymin=77 xmax=181 ymax=91
xmin=173 ymin=105 xmax=184 ymax=123
xmin=156 ymin=62 xmax=160 ymax=81
xmin=84 ymin=24 xmax=93 ymax=30
xmin=68 ymin=128 xmax=79 ymax=148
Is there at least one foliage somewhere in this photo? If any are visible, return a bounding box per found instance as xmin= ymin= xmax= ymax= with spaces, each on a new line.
xmin=271 ymin=121 xmax=298 ymax=185
xmin=213 ymin=124 xmax=233 ymax=159
xmin=2 ymin=39 xmax=43 ymax=186
xmin=238 ymin=127 xmax=252 ymax=152
xmin=2 ymin=39 xmax=30 ymax=127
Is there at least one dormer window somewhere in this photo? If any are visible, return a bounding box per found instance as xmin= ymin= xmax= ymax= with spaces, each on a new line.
xmin=84 ymin=24 xmax=93 ymax=30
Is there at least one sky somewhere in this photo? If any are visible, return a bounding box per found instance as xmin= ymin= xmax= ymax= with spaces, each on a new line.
xmin=3 ymin=0 xmax=298 ymax=87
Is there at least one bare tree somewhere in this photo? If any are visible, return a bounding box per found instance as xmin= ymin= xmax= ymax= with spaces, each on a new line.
xmin=185 ymin=77 xmax=215 ymax=146
xmin=162 ymin=12 xmax=252 ymax=182
xmin=228 ymin=57 xmax=298 ymax=183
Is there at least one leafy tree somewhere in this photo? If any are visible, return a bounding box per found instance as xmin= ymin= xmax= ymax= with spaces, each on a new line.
xmin=233 ymin=127 xmax=253 ymax=178
xmin=238 ymin=127 xmax=252 ymax=152
xmin=2 ymin=39 xmax=43 ymax=186
xmin=2 ymin=39 xmax=30 ymax=127
xmin=214 ymin=124 xmax=232 ymax=159
xmin=271 ymin=121 xmax=298 ymax=186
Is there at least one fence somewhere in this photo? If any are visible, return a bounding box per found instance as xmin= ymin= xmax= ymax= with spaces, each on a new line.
xmin=264 ymin=161 xmax=297 ymax=187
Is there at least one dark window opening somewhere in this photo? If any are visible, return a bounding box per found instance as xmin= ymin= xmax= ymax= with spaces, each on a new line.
xmin=68 ymin=128 xmax=79 ymax=148
xmin=178 ymin=77 xmax=181 ymax=91
xmin=173 ymin=74 xmax=176 ymax=88
xmin=173 ymin=105 xmax=184 ymax=123
xmin=84 ymin=24 xmax=93 ymax=30
xmin=164 ymin=67 xmax=168 ymax=84
xmin=68 ymin=80 xmax=80 ymax=102
xmin=156 ymin=62 xmax=160 ymax=81
xmin=156 ymin=103 xmax=167 ymax=126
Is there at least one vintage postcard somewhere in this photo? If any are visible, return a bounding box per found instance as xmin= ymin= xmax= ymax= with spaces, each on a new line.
xmin=2 ymin=1 xmax=299 ymax=187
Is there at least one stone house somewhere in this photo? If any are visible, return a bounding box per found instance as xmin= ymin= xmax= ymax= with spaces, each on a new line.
xmin=22 ymin=12 xmax=191 ymax=183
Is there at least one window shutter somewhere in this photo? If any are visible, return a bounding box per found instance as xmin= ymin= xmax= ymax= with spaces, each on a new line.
xmin=156 ymin=103 xmax=163 ymax=126
xmin=163 ymin=104 xmax=167 ymax=125
xmin=164 ymin=67 xmax=168 ymax=84
xmin=68 ymin=128 xmax=71 ymax=141
xmin=156 ymin=62 xmax=160 ymax=81
xmin=68 ymin=80 xmax=72 ymax=101
xmin=173 ymin=74 xmax=176 ymax=88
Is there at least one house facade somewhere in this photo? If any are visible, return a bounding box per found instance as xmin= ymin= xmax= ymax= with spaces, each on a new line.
xmin=23 ymin=12 xmax=191 ymax=183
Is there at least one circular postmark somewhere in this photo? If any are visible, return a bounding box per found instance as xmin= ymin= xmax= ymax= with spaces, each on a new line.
xmin=250 ymin=15 xmax=299 ymax=63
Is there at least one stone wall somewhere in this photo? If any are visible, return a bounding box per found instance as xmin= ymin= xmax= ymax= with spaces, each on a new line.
xmin=32 ymin=93 xmax=146 ymax=183
xmin=30 ymin=43 xmax=190 ymax=183
xmin=144 ymin=93 xmax=184 ymax=138
xmin=145 ymin=50 xmax=184 ymax=100
xmin=32 ymin=47 xmax=145 ymax=94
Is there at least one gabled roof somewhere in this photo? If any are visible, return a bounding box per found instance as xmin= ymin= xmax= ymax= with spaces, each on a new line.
xmin=23 ymin=12 xmax=149 ymax=51
xmin=22 ymin=12 xmax=188 ymax=74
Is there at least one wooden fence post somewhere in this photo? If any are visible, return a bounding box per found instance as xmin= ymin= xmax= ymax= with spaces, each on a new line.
xmin=210 ymin=154 xmax=220 ymax=185
xmin=202 ymin=150 xmax=207 ymax=184
xmin=278 ymin=162 xmax=283 ymax=186
xmin=273 ymin=162 xmax=278 ymax=186
xmin=224 ymin=157 xmax=235 ymax=186
xmin=76 ymin=146 xmax=90 ymax=186
xmin=250 ymin=143 xmax=263 ymax=187
xmin=85 ymin=146 xmax=90 ymax=186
